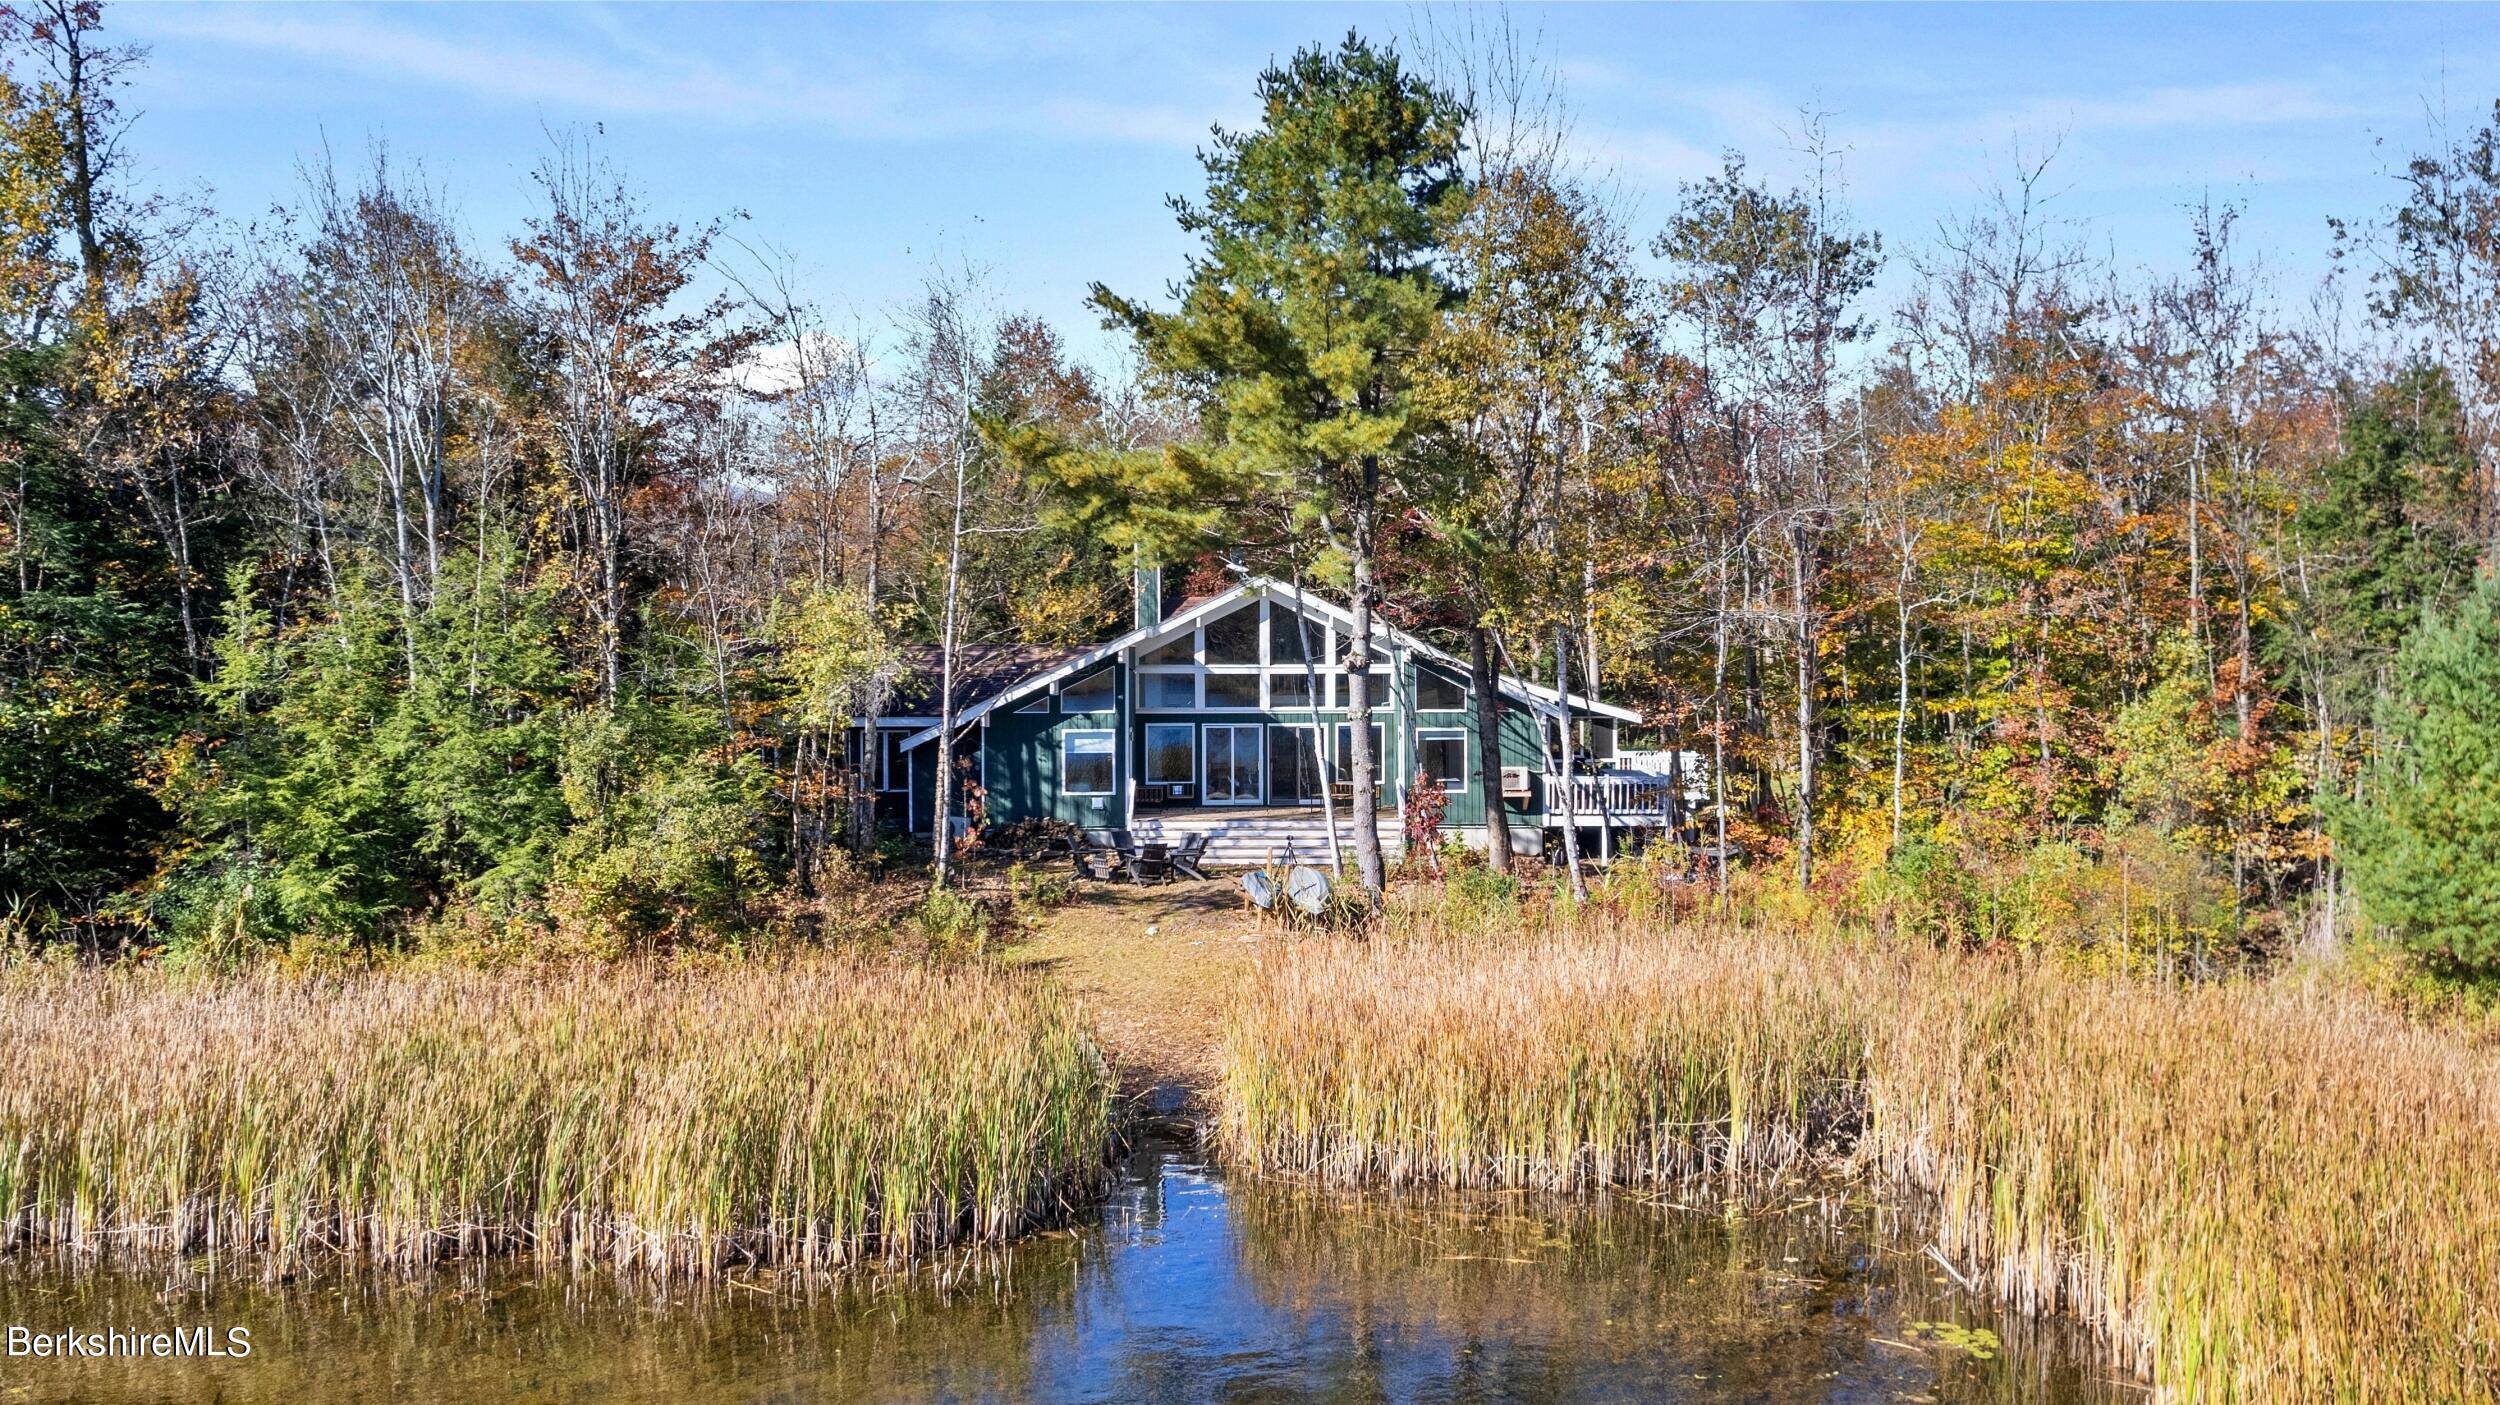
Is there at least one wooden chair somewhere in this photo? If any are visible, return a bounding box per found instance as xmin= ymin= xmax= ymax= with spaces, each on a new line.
xmin=1075 ymin=829 xmax=1132 ymax=882
xmin=1128 ymin=842 xmax=1173 ymax=886
xmin=1169 ymin=832 xmax=1211 ymax=881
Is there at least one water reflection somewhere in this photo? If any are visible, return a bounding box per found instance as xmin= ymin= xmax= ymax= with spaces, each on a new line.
xmin=0 ymin=1140 xmax=2121 ymax=1404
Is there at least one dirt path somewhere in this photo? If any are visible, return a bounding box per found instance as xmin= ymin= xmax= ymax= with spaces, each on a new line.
xmin=1001 ymin=880 xmax=1267 ymax=1117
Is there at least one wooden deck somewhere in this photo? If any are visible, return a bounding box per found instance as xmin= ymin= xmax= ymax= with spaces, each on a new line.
xmin=1129 ymin=805 xmax=1404 ymax=868
xmin=1134 ymin=803 xmax=1388 ymax=824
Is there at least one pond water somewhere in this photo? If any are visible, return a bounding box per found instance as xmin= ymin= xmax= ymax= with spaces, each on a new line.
xmin=0 ymin=1138 xmax=2123 ymax=1404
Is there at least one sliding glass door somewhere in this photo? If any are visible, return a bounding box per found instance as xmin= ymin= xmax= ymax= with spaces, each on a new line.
xmin=1203 ymin=724 xmax=1263 ymax=805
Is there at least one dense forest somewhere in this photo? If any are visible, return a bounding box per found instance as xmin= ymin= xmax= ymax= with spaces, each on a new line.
xmin=2 ymin=4 xmax=2494 ymax=976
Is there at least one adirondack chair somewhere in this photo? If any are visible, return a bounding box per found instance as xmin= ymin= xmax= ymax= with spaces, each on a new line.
xmin=1168 ymin=832 xmax=1211 ymax=882
xmin=1128 ymin=842 xmax=1173 ymax=886
xmin=1075 ymin=829 xmax=1134 ymax=882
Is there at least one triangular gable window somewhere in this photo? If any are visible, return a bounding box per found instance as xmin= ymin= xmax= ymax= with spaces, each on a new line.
xmin=1061 ymin=668 xmax=1116 ymax=713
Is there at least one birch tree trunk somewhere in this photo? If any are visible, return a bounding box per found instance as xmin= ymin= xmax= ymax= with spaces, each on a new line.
xmin=1344 ymin=516 xmax=1387 ymax=896
xmin=1552 ymin=626 xmax=1588 ymax=902
xmin=1789 ymin=524 xmax=1820 ymax=889
xmin=931 ymin=464 xmax=966 ymax=889
xmin=1469 ymin=624 xmax=1514 ymax=874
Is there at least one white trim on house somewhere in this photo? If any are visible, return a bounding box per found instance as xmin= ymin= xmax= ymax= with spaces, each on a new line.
xmin=1060 ymin=728 xmax=1116 ymax=796
xmin=894 ymin=576 xmax=1639 ymax=751
xmin=1416 ymin=727 xmax=1469 ymax=794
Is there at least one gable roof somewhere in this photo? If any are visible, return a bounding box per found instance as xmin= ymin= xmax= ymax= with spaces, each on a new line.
xmin=897 ymin=575 xmax=1639 ymax=750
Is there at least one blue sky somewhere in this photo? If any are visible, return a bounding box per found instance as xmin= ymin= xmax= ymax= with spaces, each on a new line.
xmin=116 ymin=2 xmax=2500 ymax=361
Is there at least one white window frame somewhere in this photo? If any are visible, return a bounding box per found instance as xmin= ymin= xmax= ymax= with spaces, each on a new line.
xmin=1268 ymin=603 xmax=1333 ymax=669
xmin=1144 ymin=723 xmax=1196 ymax=785
xmin=1337 ymin=668 xmax=1393 ymax=712
xmin=876 ymin=730 xmax=911 ymax=793
xmin=1139 ymin=630 xmax=1199 ymax=668
xmin=1265 ymin=722 xmax=1324 ymax=806
xmin=1138 ymin=668 xmax=1200 ymax=711
xmin=1417 ymin=729 xmax=1468 ymax=793
xmin=1265 ymin=668 xmax=1321 ymax=710
xmin=1199 ymin=668 xmax=1264 ymax=712
xmin=1204 ymin=723 xmax=1265 ymax=805
xmin=1200 ymin=601 xmax=1264 ymax=667
xmin=1130 ymin=602 xmax=1343 ymax=713
xmin=1414 ymin=667 xmax=1469 ymax=712
xmin=1332 ymin=722 xmax=1387 ymax=785
xmin=1060 ymin=667 xmax=1116 ymax=714
xmin=1060 ymin=729 xmax=1116 ymax=796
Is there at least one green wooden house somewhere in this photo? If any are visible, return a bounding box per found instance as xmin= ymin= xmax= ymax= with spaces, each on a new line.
xmin=861 ymin=571 xmax=1679 ymax=867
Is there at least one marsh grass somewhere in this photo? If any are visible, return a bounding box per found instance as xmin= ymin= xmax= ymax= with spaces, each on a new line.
xmin=0 ymin=957 xmax=1115 ymax=1278
xmin=1221 ymin=919 xmax=2500 ymax=1401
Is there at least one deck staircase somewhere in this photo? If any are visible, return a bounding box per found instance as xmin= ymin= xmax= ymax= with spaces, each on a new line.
xmin=1129 ymin=807 xmax=1405 ymax=869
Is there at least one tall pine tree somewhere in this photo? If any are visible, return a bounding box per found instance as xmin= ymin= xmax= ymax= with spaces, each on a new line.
xmin=2337 ymin=572 xmax=2500 ymax=974
xmin=1092 ymin=32 xmax=1466 ymax=895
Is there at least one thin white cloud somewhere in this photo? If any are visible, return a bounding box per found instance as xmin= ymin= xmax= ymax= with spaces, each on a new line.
xmin=1984 ymin=81 xmax=2374 ymax=139
xmin=1594 ymin=72 xmax=2387 ymax=184
xmin=1573 ymin=126 xmax=1725 ymax=189
xmin=1850 ymin=80 xmax=2389 ymax=173
xmin=123 ymin=5 xmax=1225 ymax=151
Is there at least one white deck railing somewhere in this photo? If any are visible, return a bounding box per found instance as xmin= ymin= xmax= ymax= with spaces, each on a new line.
xmin=1609 ymin=749 xmax=1705 ymax=776
xmin=1550 ymin=771 xmax=1681 ymax=823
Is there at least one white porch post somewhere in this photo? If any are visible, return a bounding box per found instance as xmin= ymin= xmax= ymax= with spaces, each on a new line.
xmin=1121 ymin=646 xmax=1137 ymax=829
xmin=1391 ymin=644 xmax=1408 ymax=860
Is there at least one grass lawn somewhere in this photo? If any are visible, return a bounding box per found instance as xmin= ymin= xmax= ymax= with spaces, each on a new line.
xmin=1001 ymin=879 xmax=1266 ymax=1110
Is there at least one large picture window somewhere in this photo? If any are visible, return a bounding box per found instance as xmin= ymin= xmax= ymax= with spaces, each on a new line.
xmin=1145 ymin=724 xmax=1195 ymax=784
xmin=1061 ymin=667 xmax=1115 ymax=713
xmin=1061 ymin=730 xmax=1115 ymax=795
